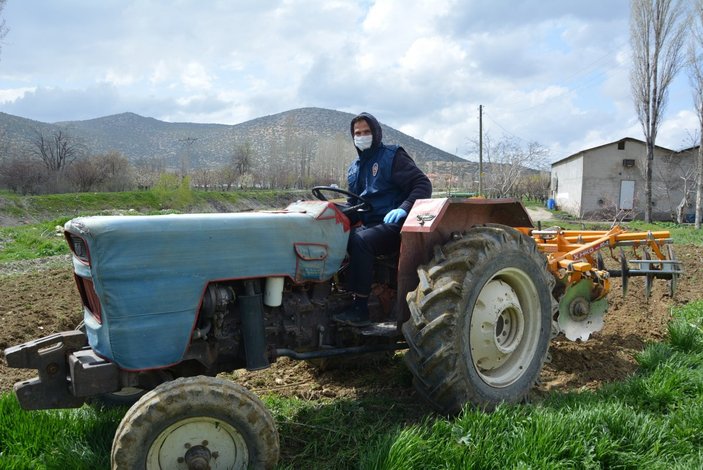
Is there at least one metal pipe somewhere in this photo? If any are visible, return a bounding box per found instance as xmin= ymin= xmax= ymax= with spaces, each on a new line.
xmin=275 ymin=342 xmax=407 ymax=360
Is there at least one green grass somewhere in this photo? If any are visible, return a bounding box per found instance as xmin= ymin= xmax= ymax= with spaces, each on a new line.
xmin=2 ymin=301 xmax=703 ymax=469
xmin=0 ymin=399 xmax=121 ymax=469
xmin=361 ymin=301 xmax=703 ymax=470
xmin=0 ymin=218 xmax=71 ymax=262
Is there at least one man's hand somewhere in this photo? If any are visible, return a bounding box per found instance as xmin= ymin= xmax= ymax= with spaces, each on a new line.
xmin=383 ymin=208 xmax=407 ymax=224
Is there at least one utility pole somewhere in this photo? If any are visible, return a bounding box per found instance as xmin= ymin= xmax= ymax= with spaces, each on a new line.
xmin=478 ymin=105 xmax=483 ymax=196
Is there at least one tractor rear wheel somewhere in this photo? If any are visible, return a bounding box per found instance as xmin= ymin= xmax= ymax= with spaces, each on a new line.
xmin=402 ymin=224 xmax=556 ymax=414
xmin=111 ymin=376 xmax=279 ymax=469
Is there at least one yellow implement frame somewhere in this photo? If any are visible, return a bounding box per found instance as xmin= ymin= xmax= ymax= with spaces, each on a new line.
xmin=517 ymin=225 xmax=679 ymax=298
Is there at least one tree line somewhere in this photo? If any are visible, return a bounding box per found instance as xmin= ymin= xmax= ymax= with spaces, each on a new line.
xmin=0 ymin=123 xmax=552 ymax=201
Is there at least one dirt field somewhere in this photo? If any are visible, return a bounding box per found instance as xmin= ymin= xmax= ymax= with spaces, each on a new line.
xmin=1 ymin=245 xmax=700 ymax=403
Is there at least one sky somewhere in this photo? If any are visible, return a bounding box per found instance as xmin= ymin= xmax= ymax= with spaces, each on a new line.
xmin=0 ymin=0 xmax=699 ymax=162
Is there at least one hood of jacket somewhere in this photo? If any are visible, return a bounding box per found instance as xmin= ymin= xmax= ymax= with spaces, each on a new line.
xmin=350 ymin=112 xmax=383 ymax=159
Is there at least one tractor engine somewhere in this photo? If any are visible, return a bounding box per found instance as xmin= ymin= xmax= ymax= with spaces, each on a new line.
xmin=195 ymin=259 xmax=399 ymax=373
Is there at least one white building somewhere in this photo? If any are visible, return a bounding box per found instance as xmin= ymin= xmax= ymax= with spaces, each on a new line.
xmin=551 ymin=138 xmax=696 ymax=221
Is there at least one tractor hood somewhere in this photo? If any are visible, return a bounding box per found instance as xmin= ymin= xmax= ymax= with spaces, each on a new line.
xmin=64 ymin=200 xmax=350 ymax=370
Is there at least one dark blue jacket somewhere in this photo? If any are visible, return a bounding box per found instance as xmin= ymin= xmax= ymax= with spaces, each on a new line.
xmin=348 ymin=113 xmax=432 ymax=225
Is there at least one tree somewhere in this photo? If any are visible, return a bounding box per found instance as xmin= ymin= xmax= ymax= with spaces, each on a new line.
xmin=630 ymin=0 xmax=687 ymax=222
xmin=467 ymin=134 xmax=550 ymax=199
xmin=0 ymin=157 xmax=46 ymax=194
xmin=226 ymin=141 xmax=255 ymax=189
xmin=0 ymin=0 xmax=8 ymax=60
xmin=31 ymin=129 xmax=81 ymax=173
xmin=689 ymin=0 xmax=703 ymax=229
xmin=652 ymin=148 xmax=696 ymax=223
xmin=99 ymin=151 xmax=133 ymax=191
xmin=67 ymin=157 xmax=105 ymax=192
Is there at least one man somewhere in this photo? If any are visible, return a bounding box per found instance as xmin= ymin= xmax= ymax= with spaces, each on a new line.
xmin=334 ymin=112 xmax=432 ymax=327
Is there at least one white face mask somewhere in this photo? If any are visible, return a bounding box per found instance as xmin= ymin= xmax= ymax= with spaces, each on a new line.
xmin=354 ymin=135 xmax=373 ymax=151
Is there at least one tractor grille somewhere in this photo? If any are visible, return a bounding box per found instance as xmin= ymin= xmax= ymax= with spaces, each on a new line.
xmin=74 ymin=274 xmax=102 ymax=324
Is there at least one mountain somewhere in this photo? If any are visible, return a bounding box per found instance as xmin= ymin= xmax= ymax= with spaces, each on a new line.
xmin=0 ymin=108 xmax=462 ymax=169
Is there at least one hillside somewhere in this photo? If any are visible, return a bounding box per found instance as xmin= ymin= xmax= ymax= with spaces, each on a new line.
xmin=0 ymin=108 xmax=462 ymax=170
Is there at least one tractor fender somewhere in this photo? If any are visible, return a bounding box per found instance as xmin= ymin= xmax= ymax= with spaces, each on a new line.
xmin=396 ymin=197 xmax=534 ymax=323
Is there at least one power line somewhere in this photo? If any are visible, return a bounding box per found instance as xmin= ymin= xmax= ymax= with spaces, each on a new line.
xmin=483 ymin=109 xmax=530 ymax=143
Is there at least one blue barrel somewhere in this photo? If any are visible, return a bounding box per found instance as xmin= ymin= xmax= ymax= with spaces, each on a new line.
xmin=547 ymin=198 xmax=556 ymax=210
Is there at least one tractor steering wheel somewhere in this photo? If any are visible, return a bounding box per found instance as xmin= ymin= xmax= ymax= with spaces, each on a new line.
xmin=311 ymin=186 xmax=373 ymax=216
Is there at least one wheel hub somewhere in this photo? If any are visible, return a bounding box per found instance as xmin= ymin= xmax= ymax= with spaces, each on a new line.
xmin=184 ymin=445 xmax=211 ymax=470
xmin=471 ymin=279 xmax=525 ymax=371
xmin=147 ymin=417 xmax=249 ymax=469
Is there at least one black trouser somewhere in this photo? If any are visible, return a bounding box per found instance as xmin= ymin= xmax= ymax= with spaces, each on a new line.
xmin=346 ymin=222 xmax=402 ymax=295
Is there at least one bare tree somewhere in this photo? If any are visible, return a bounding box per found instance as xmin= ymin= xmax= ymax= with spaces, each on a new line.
xmin=690 ymin=0 xmax=703 ymax=228
xmin=225 ymin=141 xmax=255 ymax=189
xmin=67 ymin=157 xmax=106 ymax=192
xmin=0 ymin=0 xmax=8 ymax=59
xmin=467 ymin=134 xmax=550 ymax=198
xmin=178 ymin=137 xmax=198 ymax=178
xmin=232 ymin=142 xmax=253 ymax=177
xmin=0 ymin=157 xmax=46 ymax=194
xmin=630 ymin=0 xmax=687 ymax=222
xmin=99 ymin=151 xmax=133 ymax=191
xmin=652 ymin=148 xmax=696 ymax=222
xmin=191 ymin=168 xmax=216 ymax=191
xmin=31 ymin=129 xmax=81 ymax=173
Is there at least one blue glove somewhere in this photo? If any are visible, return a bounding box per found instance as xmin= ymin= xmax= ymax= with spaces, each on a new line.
xmin=383 ymin=208 xmax=407 ymax=224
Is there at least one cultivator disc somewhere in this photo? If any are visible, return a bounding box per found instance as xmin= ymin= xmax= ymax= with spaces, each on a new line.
xmin=557 ymin=279 xmax=608 ymax=341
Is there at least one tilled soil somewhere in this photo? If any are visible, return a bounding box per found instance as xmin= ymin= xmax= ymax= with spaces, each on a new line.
xmin=1 ymin=245 xmax=699 ymax=406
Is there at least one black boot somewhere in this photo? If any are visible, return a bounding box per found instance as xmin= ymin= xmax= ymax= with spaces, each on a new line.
xmin=333 ymin=297 xmax=370 ymax=327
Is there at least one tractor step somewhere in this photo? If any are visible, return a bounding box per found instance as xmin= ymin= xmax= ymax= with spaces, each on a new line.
xmin=360 ymin=322 xmax=400 ymax=337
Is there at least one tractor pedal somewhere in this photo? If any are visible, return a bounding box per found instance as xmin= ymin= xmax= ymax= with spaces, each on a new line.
xmin=360 ymin=322 xmax=400 ymax=337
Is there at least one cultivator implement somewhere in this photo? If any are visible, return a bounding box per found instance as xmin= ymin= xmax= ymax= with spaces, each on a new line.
xmin=519 ymin=225 xmax=683 ymax=341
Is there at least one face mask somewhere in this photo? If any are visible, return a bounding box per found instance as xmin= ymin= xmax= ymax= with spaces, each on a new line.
xmin=354 ymin=135 xmax=373 ymax=151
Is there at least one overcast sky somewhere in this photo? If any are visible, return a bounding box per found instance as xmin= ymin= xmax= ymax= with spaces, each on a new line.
xmin=0 ymin=0 xmax=699 ymax=162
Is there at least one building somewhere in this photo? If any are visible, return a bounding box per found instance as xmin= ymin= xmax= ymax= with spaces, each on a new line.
xmin=550 ymin=137 xmax=697 ymax=221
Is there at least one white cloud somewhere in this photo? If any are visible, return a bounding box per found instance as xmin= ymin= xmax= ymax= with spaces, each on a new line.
xmin=0 ymin=0 xmax=695 ymax=161
xmin=180 ymin=62 xmax=214 ymax=90
xmin=0 ymin=87 xmax=36 ymax=104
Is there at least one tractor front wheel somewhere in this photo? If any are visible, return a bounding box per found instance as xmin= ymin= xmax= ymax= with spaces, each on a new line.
xmin=111 ymin=376 xmax=279 ymax=469
xmin=402 ymin=225 xmax=556 ymax=414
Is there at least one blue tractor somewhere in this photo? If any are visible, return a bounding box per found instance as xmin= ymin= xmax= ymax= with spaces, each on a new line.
xmin=6 ymin=187 xmax=559 ymax=469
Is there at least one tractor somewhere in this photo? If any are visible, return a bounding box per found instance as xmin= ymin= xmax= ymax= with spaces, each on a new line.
xmin=4 ymin=187 xmax=681 ymax=469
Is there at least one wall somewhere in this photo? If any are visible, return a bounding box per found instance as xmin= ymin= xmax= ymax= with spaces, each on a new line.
xmin=551 ymin=156 xmax=583 ymax=216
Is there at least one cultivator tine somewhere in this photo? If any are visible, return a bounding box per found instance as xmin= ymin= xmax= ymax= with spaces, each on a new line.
xmin=667 ymin=245 xmax=680 ymax=298
xmin=642 ymin=249 xmax=653 ymax=299
xmin=607 ymin=246 xmax=683 ymax=299
xmin=596 ymin=252 xmax=605 ymax=271
xmin=529 ymin=225 xmax=682 ymax=301
xmin=619 ymin=249 xmax=629 ymax=296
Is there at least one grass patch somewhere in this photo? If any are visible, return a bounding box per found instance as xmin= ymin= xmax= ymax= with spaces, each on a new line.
xmin=0 ymin=396 xmax=121 ymax=469
xmin=0 ymin=218 xmax=71 ymax=262
xmin=2 ymin=302 xmax=703 ymax=468
xmin=362 ymin=301 xmax=703 ymax=469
